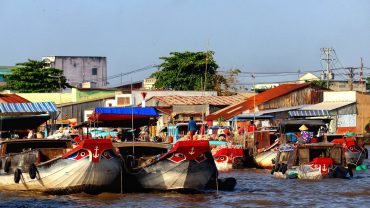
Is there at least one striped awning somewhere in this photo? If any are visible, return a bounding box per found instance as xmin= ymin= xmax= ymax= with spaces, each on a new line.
xmin=0 ymin=102 xmax=58 ymax=114
xmin=288 ymin=110 xmax=330 ymax=118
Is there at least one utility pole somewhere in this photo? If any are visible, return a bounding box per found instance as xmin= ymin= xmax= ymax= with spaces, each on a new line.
xmin=360 ymin=58 xmax=364 ymax=92
xmin=321 ymin=48 xmax=335 ymax=89
xmin=346 ymin=67 xmax=355 ymax=91
xmin=251 ymin=73 xmax=256 ymax=124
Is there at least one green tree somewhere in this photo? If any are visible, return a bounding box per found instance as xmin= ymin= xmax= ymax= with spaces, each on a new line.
xmin=366 ymin=77 xmax=370 ymax=92
xmin=151 ymin=51 xmax=219 ymax=91
xmin=2 ymin=59 xmax=70 ymax=93
xmin=305 ymin=80 xmax=330 ymax=88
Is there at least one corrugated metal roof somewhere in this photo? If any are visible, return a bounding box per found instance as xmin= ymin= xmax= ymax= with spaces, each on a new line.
xmin=0 ymin=94 xmax=30 ymax=103
xmin=206 ymin=83 xmax=312 ymax=120
xmin=288 ymin=110 xmax=330 ymax=117
xmin=236 ymin=105 xmax=308 ymax=118
xmin=300 ymin=101 xmax=355 ymax=111
xmin=150 ymin=95 xmax=246 ymax=106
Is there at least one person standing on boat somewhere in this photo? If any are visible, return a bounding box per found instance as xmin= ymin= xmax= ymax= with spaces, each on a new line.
xmin=247 ymin=120 xmax=257 ymax=132
xmin=188 ymin=116 xmax=197 ymax=140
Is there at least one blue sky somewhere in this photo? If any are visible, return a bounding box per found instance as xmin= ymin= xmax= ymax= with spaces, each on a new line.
xmin=0 ymin=0 xmax=369 ymax=86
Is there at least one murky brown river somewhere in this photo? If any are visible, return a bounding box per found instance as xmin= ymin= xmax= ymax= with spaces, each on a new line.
xmin=1 ymin=147 xmax=369 ymax=208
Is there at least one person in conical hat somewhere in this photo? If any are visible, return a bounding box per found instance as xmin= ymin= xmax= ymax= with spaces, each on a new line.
xmin=299 ymin=125 xmax=311 ymax=143
xmin=299 ymin=125 xmax=308 ymax=131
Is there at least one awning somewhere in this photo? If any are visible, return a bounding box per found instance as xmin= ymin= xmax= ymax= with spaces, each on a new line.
xmin=288 ymin=110 xmax=331 ymax=118
xmin=279 ymin=119 xmax=329 ymax=134
xmin=300 ymin=101 xmax=355 ymax=111
xmin=0 ymin=102 xmax=58 ymax=115
xmin=92 ymin=107 xmax=159 ymax=120
xmin=0 ymin=115 xmax=50 ymax=130
xmin=230 ymin=115 xmax=274 ymax=121
xmin=89 ymin=107 xmax=159 ymax=128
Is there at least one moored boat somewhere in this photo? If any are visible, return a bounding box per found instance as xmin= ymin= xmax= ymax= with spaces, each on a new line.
xmin=0 ymin=138 xmax=121 ymax=194
xmin=212 ymin=145 xmax=244 ymax=171
xmin=331 ymin=138 xmax=366 ymax=168
xmin=254 ymin=139 xmax=279 ymax=169
xmin=272 ymin=143 xmax=349 ymax=180
xmin=126 ymin=140 xmax=219 ymax=191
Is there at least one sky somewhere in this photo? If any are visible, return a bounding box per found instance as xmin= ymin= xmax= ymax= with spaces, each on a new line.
xmin=1 ymin=0 xmax=370 ymax=87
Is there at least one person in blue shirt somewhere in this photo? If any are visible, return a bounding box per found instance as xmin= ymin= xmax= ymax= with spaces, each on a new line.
xmin=188 ymin=117 xmax=197 ymax=140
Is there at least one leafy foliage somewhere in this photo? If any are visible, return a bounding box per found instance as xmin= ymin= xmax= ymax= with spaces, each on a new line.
xmin=305 ymin=80 xmax=330 ymax=88
xmin=151 ymin=51 xmax=219 ymax=91
xmin=1 ymin=59 xmax=70 ymax=93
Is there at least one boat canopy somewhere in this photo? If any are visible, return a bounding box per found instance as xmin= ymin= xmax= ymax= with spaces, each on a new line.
xmin=0 ymin=102 xmax=58 ymax=115
xmin=91 ymin=107 xmax=159 ymax=120
xmin=87 ymin=107 xmax=159 ymax=128
xmin=280 ymin=119 xmax=329 ymax=134
xmin=0 ymin=114 xmax=50 ymax=131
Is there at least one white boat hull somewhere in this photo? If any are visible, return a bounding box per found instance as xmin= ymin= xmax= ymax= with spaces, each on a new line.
xmin=254 ymin=149 xmax=277 ymax=169
xmin=0 ymin=157 xmax=121 ymax=194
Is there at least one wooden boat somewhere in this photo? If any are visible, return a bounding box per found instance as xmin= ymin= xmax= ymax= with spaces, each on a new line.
xmin=247 ymin=130 xmax=279 ymax=169
xmin=331 ymin=138 xmax=366 ymax=168
xmin=210 ymin=141 xmax=244 ymax=171
xmin=254 ymin=139 xmax=279 ymax=169
xmin=272 ymin=143 xmax=349 ymax=180
xmin=122 ymin=140 xmax=219 ymax=191
xmin=0 ymin=138 xmax=121 ymax=194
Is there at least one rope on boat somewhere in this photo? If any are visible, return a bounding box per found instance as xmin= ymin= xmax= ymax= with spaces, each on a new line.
xmin=354 ymin=148 xmax=364 ymax=166
xmin=216 ymin=170 xmax=219 ymax=195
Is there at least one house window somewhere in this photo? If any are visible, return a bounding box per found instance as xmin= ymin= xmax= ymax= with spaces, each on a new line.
xmin=92 ymin=68 xmax=98 ymax=75
xmin=117 ymin=97 xmax=131 ymax=106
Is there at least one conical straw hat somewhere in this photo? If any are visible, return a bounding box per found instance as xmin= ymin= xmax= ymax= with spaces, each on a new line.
xmin=299 ymin=125 xmax=308 ymax=131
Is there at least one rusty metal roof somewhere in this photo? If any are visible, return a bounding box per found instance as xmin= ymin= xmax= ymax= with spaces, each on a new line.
xmin=206 ymin=83 xmax=312 ymax=121
xmin=0 ymin=94 xmax=30 ymax=103
xmin=155 ymin=107 xmax=173 ymax=115
xmin=150 ymin=95 xmax=246 ymax=106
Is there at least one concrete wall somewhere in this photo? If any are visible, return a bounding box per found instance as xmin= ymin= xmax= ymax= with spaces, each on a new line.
xmin=48 ymin=56 xmax=107 ymax=88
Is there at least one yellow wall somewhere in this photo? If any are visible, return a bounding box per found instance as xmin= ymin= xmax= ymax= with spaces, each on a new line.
xmin=356 ymin=92 xmax=370 ymax=135
xmin=17 ymin=92 xmax=72 ymax=104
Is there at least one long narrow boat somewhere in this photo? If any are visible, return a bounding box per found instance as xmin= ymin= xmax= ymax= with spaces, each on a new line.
xmin=124 ymin=140 xmax=219 ymax=191
xmin=0 ymin=138 xmax=121 ymax=194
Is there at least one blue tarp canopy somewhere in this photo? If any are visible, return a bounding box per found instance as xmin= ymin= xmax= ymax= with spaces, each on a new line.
xmin=94 ymin=107 xmax=159 ymax=117
xmin=0 ymin=102 xmax=58 ymax=115
xmin=89 ymin=107 xmax=159 ymax=128
xmin=288 ymin=110 xmax=330 ymax=118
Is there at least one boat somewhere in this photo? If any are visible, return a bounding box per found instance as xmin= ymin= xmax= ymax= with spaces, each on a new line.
xmin=210 ymin=141 xmax=245 ymax=171
xmin=272 ymin=143 xmax=349 ymax=180
xmin=0 ymin=138 xmax=121 ymax=194
xmin=330 ymin=137 xmax=366 ymax=168
xmin=254 ymin=139 xmax=279 ymax=169
xmin=247 ymin=129 xmax=279 ymax=169
xmin=121 ymin=140 xmax=221 ymax=191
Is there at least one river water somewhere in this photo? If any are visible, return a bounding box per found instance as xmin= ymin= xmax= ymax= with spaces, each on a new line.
xmin=0 ymin=148 xmax=369 ymax=208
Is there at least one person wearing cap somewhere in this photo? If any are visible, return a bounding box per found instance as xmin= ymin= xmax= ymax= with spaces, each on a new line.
xmin=299 ymin=125 xmax=311 ymax=143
